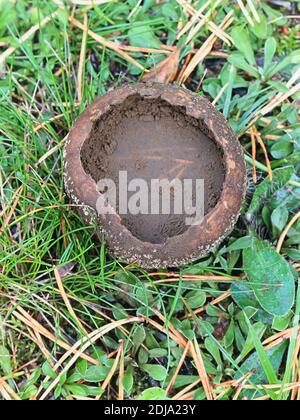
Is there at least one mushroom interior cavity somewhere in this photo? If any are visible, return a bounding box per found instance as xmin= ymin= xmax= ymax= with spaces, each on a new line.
xmin=81 ymin=95 xmax=225 ymax=244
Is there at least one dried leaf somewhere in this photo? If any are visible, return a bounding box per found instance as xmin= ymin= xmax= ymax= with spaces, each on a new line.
xmin=57 ymin=262 xmax=76 ymax=279
xmin=142 ymin=49 xmax=180 ymax=84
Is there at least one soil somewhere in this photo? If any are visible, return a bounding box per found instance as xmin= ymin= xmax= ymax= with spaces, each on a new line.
xmin=81 ymin=95 xmax=225 ymax=244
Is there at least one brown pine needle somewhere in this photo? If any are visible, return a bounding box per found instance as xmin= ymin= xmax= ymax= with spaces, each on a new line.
xmin=99 ymin=340 xmax=123 ymax=397
xmin=212 ymin=83 xmax=229 ymax=106
xmin=77 ymin=13 xmax=88 ymax=104
xmin=236 ymin=0 xmax=254 ymax=26
xmin=0 ymin=378 xmax=21 ymax=401
xmin=28 ymin=329 xmax=55 ymax=368
xmin=69 ymin=16 xmax=147 ymax=72
xmin=209 ymin=51 xmax=229 ymax=58
xmin=33 ymin=113 xmax=67 ymax=134
xmin=40 ymin=317 xmax=141 ymax=400
xmin=276 ymin=211 xmax=300 ymax=253
xmin=286 ymin=66 xmax=300 ymax=89
xmin=258 ymin=73 xmax=300 ymax=117
xmin=185 ymin=0 xmax=232 ymax=46
xmin=246 ymin=0 xmax=261 ymax=23
xmin=0 ymin=383 xmax=11 ymax=400
xmin=177 ymin=0 xmax=232 ymax=45
xmin=263 ymin=327 xmax=300 ymax=349
xmin=250 ymin=126 xmax=257 ymax=183
xmin=181 ymin=11 xmax=234 ymax=83
xmin=172 ymin=379 xmax=201 ymax=400
xmin=117 ymin=45 xmax=170 ymax=54
xmin=176 ymin=0 xmax=196 ymax=17
xmin=61 ymin=217 xmax=68 ymax=250
xmin=190 ymin=338 xmax=213 ymax=400
xmin=191 ymin=292 xmax=232 ymax=317
xmin=128 ymin=0 xmax=143 ymax=19
xmin=176 ymin=52 xmax=193 ymax=84
xmin=34 ymin=137 xmax=67 ymax=168
xmin=233 ymin=374 xmax=252 ymax=400
xmin=145 ymin=317 xmax=187 ymax=349
xmin=54 ymin=268 xmax=88 ymax=334
xmin=153 ymin=277 xmax=232 ymax=283
xmin=13 ymin=306 xmax=98 ymax=365
xmin=252 ymin=125 xmax=273 ymax=181
xmin=260 ymin=117 xmax=287 ymax=131
xmin=254 ymin=383 xmax=300 ymax=400
xmin=148 ymin=272 xmax=237 ymax=284
xmin=176 ymin=0 xmax=211 ymax=40
xmin=150 ymin=307 xmax=189 ymax=348
xmin=166 ymin=342 xmax=190 ymax=394
xmin=0 ymin=186 xmax=22 ymax=219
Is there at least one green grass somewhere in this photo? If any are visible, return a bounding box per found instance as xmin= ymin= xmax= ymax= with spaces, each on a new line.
xmin=0 ymin=0 xmax=300 ymax=401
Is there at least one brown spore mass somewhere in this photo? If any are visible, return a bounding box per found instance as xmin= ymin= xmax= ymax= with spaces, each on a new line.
xmin=81 ymin=95 xmax=225 ymax=244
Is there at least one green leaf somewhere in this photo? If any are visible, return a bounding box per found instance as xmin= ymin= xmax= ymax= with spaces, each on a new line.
xmin=142 ymin=364 xmax=167 ymax=381
xmin=231 ymin=27 xmax=256 ymax=65
xmin=133 ymin=325 xmax=146 ymax=350
xmin=223 ymin=64 xmax=236 ymax=118
xmin=54 ymin=384 xmax=62 ymax=399
xmin=76 ymin=359 xmax=88 ymax=377
xmin=123 ymin=371 xmax=134 ymax=395
xmin=285 ymin=249 xmax=300 ymax=261
xmin=262 ymin=3 xmax=287 ymax=26
xmin=271 ymin=206 xmax=289 ymax=233
xmin=0 ymin=345 xmax=12 ymax=375
xmin=128 ymin=25 xmax=161 ymax=49
xmin=235 ymin=342 xmax=287 ymax=399
xmin=220 ymin=63 xmax=248 ymax=88
xmin=246 ymin=166 xmax=294 ymax=218
xmin=232 ymin=283 xmax=261 ymax=309
xmin=86 ymin=386 xmax=104 ymax=398
xmin=264 ymin=37 xmax=277 ymax=74
xmin=271 ymin=140 xmax=293 ymax=159
xmin=64 ymin=384 xmax=88 ymax=397
xmin=42 ymin=361 xmax=56 ymax=379
xmin=251 ymin=13 xmax=268 ymax=39
xmin=236 ymin=322 xmax=267 ymax=364
xmin=269 ymin=49 xmax=300 ymax=78
xmin=19 ymin=385 xmax=38 ymax=400
xmin=243 ymin=237 xmax=295 ymax=316
xmin=136 ymin=387 xmax=169 ymax=400
xmin=272 ymin=312 xmax=293 ymax=332
xmin=22 ymin=368 xmax=41 ymax=389
xmin=226 ymin=236 xmax=254 ymax=252
xmin=161 ymin=3 xmax=178 ymax=20
xmin=172 ymin=375 xmax=199 ymax=389
xmin=244 ymin=315 xmax=278 ymax=388
xmin=224 ymin=319 xmax=235 ymax=348
xmin=148 ymin=348 xmax=168 ymax=358
xmin=205 ymin=337 xmax=222 ymax=366
xmin=83 ymin=365 xmax=110 ymax=383
xmin=228 ymin=53 xmax=260 ymax=78
xmin=59 ymin=371 xmax=67 ymax=386
xmin=138 ymin=347 xmax=149 ymax=364
xmin=185 ymin=290 xmax=206 ymax=309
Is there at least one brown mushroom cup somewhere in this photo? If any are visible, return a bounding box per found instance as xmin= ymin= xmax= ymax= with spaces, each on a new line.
xmin=64 ymin=83 xmax=246 ymax=269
